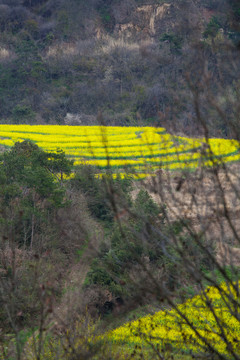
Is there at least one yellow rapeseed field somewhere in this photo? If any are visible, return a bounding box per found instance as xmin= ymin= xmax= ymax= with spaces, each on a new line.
xmin=21 ymin=282 xmax=240 ymax=359
xmin=0 ymin=125 xmax=240 ymax=178
xmin=109 ymin=282 xmax=240 ymax=357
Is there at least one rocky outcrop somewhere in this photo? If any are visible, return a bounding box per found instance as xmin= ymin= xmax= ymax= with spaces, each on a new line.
xmin=114 ymin=3 xmax=174 ymax=39
xmin=64 ymin=113 xmax=96 ymax=126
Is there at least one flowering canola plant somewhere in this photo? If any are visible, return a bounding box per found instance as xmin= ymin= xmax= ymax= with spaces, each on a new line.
xmin=0 ymin=125 xmax=239 ymax=178
xmin=109 ymin=282 xmax=240 ymax=357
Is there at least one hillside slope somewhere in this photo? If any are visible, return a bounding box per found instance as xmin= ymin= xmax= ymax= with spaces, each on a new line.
xmin=0 ymin=0 xmax=239 ymax=136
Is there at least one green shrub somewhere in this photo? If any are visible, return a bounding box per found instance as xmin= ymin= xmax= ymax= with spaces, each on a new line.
xmin=160 ymin=33 xmax=183 ymax=53
xmin=203 ymin=16 xmax=221 ymax=38
xmin=12 ymin=105 xmax=36 ymax=124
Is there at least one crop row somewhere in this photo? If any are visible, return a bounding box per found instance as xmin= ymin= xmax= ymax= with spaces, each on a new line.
xmin=0 ymin=125 xmax=239 ymax=177
xmin=109 ymin=282 xmax=240 ymax=356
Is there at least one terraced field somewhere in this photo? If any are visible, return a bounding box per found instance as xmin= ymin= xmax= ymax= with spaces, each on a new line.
xmin=0 ymin=125 xmax=240 ymax=178
xmin=23 ymin=281 xmax=240 ymax=359
xmin=109 ymin=281 xmax=240 ymax=357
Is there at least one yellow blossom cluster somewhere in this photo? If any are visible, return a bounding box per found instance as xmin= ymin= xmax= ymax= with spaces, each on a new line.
xmin=109 ymin=282 xmax=240 ymax=356
xmin=0 ymin=125 xmax=239 ymax=178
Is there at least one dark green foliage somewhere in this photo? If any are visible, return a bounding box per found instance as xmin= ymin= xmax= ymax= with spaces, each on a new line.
xmin=12 ymin=104 xmax=36 ymax=124
xmin=229 ymin=0 xmax=240 ymax=24
xmin=46 ymin=149 xmax=74 ymax=182
xmin=160 ymin=33 xmax=183 ymax=53
xmin=70 ymin=166 xmax=132 ymax=224
xmin=133 ymin=189 xmax=160 ymax=219
xmin=97 ymin=5 xmax=115 ymax=32
xmin=87 ymin=261 xmax=114 ymax=288
xmin=203 ymin=17 xmax=221 ymax=38
xmin=85 ymin=181 xmax=217 ymax=305
xmin=70 ymin=166 xmax=114 ymax=223
xmin=85 ymin=189 xmax=164 ymax=296
xmin=227 ymin=0 xmax=240 ymax=47
xmin=56 ymin=10 xmax=70 ymax=39
xmin=86 ymin=223 xmax=145 ymax=295
xmin=0 ymin=141 xmax=73 ymax=247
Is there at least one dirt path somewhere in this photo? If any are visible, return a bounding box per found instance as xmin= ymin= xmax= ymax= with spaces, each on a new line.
xmin=53 ymin=260 xmax=90 ymax=325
